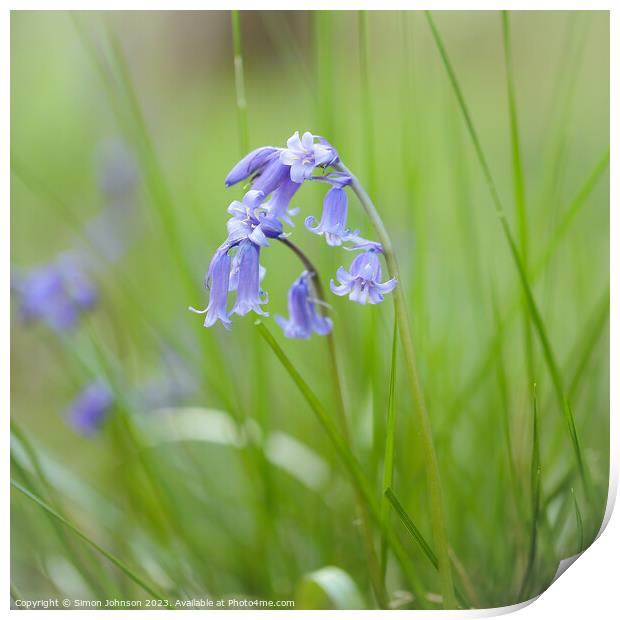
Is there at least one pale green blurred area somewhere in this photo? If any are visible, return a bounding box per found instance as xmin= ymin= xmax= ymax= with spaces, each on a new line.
xmin=11 ymin=11 xmax=609 ymax=608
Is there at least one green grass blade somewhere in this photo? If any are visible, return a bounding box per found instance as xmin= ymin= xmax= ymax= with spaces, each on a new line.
xmin=337 ymin=159 xmax=457 ymax=609
xmin=567 ymin=287 xmax=610 ymax=400
xmin=72 ymin=15 xmax=195 ymax=299
xmin=385 ymin=488 xmax=438 ymax=570
xmin=230 ymin=13 xmax=280 ymax=585
xmin=261 ymin=12 xmax=314 ymax=98
xmin=255 ymin=320 xmax=430 ymax=609
xmin=313 ymin=11 xmax=335 ymax=138
xmin=518 ymin=386 xmax=542 ymax=600
xmin=490 ymin=288 xmax=517 ymax=494
xmin=11 ymin=479 xmax=168 ymax=602
xmin=534 ymin=149 xmax=609 ymax=275
xmin=502 ymin=11 xmax=527 ymax=255
xmin=358 ymin=10 xmax=376 ymax=198
xmin=537 ymin=14 xmax=590 ymax=214
xmin=11 ymin=424 xmax=113 ymax=599
xmin=380 ymin=318 xmax=398 ymax=580
xmin=450 ymin=149 xmax=609 ymax=417
xmin=231 ymin=10 xmax=250 ymax=153
xmin=425 ymin=10 xmax=589 ymax=495
xmin=571 ymin=487 xmax=584 ymax=553
xmin=502 ymin=10 xmax=535 ymax=390
xmin=385 ymin=489 xmax=469 ymax=608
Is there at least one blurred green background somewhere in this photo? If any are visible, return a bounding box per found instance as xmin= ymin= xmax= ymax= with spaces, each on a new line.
xmin=11 ymin=10 xmax=609 ymax=609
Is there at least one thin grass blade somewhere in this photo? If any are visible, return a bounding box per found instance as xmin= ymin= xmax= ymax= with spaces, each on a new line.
xmin=571 ymin=487 xmax=585 ymax=553
xmin=255 ymin=320 xmax=430 ymax=608
xmin=425 ymin=11 xmax=590 ymax=496
xmin=380 ymin=318 xmax=398 ymax=580
xmin=518 ymin=386 xmax=542 ymax=600
xmin=11 ymin=479 xmax=168 ymax=602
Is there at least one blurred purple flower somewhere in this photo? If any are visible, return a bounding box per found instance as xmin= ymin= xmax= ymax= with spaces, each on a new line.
xmin=132 ymin=346 xmax=197 ymax=410
xmin=97 ymin=138 xmax=139 ymax=199
xmin=13 ymin=256 xmax=97 ymax=332
xmin=85 ymin=139 xmax=140 ymax=264
xmin=330 ymin=249 xmax=397 ymax=304
xmin=276 ymin=272 xmax=332 ymax=339
xmin=67 ymin=381 xmax=114 ymax=435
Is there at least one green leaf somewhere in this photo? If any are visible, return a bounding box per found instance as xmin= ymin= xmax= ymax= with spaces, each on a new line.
xmin=296 ymin=566 xmax=366 ymax=610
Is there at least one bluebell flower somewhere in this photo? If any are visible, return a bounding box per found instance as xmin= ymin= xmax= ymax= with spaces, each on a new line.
xmin=225 ymin=146 xmax=280 ymax=188
xmin=250 ymin=155 xmax=292 ymax=197
xmin=280 ymin=131 xmax=338 ymax=183
xmin=13 ymin=256 xmax=97 ymax=332
xmin=263 ymin=179 xmax=301 ymax=226
xmin=226 ymin=190 xmax=283 ymax=246
xmin=230 ymin=240 xmax=268 ymax=317
xmin=276 ymin=272 xmax=332 ymax=339
xmin=304 ymin=184 xmax=381 ymax=251
xmin=67 ymin=380 xmax=114 ymax=435
xmin=190 ymin=245 xmax=233 ymax=328
xmin=229 ymin=246 xmax=266 ymax=294
xmin=305 ymin=186 xmax=351 ymax=246
xmin=330 ymin=249 xmax=397 ymax=304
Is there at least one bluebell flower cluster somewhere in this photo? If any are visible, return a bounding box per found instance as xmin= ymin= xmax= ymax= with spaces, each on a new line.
xmin=193 ymin=131 xmax=397 ymax=338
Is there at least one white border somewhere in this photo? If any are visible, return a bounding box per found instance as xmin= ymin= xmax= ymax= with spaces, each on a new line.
xmin=4 ymin=3 xmax=615 ymax=618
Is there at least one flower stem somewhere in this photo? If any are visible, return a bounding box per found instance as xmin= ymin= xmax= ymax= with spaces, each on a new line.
xmin=277 ymin=237 xmax=388 ymax=608
xmin=335 ymin=161 xmax=457 ymax=609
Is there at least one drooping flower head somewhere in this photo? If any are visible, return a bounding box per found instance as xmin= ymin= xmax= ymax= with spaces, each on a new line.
xmin=276 ymin=272 xmax=332 ymax=339
xmin=193 ymin=131 xmax=395 ymax=335
xmin=67 ymin=380 xmax=114 ymax=435
xmin=331 ymin=249 xmax=397 ymax=305
xmin=224 ymin=131 xmax=340 ymax=229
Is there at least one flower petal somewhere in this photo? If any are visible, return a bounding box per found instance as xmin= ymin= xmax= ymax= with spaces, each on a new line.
xmin=301 ymin=131 xmax=315 ymax=151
